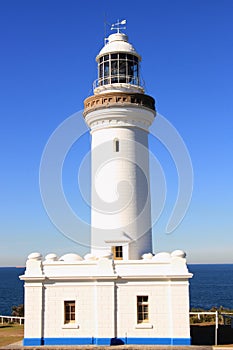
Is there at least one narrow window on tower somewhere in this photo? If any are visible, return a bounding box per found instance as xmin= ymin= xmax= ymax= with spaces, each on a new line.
xmin=137 ymin=296 xmax=149 ymax=323
xmin=113 ymin=138 xmax=119 ymax=152
xmin=64 ymin=301 xmax=75 ymax=324
xmin=112 ymin=246 xmax=123 ymax=260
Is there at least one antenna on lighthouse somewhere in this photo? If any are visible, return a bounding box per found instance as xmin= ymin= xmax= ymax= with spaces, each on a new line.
xmin=111 ymin=19 xmax=127 ymax=33
xmin=104 ymin=14 xmax=111 ymax=44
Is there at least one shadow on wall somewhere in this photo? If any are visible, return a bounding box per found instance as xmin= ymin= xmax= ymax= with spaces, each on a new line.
xmin=191 ymin=325 xmax=233 ymax=345
xmin=110 ymin=338 xmax=125 ymax=345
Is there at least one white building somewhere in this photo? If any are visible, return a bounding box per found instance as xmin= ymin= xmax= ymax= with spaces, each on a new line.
xmin=20 ymin=25 xmax=192 ymax=346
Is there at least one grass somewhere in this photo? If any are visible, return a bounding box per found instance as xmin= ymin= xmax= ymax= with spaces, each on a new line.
xmin=0 ymin=323 xmax=24 ymax=346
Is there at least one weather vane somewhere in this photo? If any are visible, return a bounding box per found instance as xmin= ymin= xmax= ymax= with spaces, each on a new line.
xmin=111 ymin=19 xmax=127 ymax=33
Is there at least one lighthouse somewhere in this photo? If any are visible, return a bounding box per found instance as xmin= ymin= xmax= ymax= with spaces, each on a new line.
xmin=83 ymin=27 xmax=155 ymax=260
xmin=21 ymin=22 xmax=192 ymax=347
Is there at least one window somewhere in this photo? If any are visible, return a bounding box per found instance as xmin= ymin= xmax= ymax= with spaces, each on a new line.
xmin=113 ymin=138 xmax=119 ymax=152
xmin=112 ymin=246 xmax=123 ymax=260
xmin=64 ymin=301 xmax=75 ymax=324
xmin=137 ymin=296 xmax=149 ymax=323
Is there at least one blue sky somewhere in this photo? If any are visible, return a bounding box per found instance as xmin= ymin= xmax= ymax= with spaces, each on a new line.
xmin=0 ymin=0 xmax=233 ymax=266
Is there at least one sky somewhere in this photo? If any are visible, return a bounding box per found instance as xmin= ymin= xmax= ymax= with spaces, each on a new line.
xmin=0 ymin=0 xmax=233 ymax=266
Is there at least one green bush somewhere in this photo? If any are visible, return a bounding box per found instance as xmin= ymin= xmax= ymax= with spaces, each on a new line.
xmin=11 ymin=304 xmax=24 ymax=318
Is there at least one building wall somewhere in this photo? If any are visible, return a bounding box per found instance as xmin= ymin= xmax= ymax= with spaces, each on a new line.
xmin=43 ymin=283 xmax=95 ymax=338
xmin=116 ymin=280 xmax=190 ymax=340
xmin=24 ymin=283 xmax=44 ymax=341
xmin=22 ymin=254 xmax=192 ymax=346
xmin=170 ymin=283 xmax=191 ymax=339
xmin=117 ymin=281 xmax=169 ymax=338
xmin=24 ymin=279 xmax=190 ymax=345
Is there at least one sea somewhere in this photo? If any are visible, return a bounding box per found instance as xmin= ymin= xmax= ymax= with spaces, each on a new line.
xmin=0 ymin=264 xmax=233 ymax=316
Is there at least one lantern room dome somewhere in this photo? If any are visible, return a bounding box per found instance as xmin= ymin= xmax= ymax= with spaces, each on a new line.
xmin=96 ymin=33 xmax=141 ymax=61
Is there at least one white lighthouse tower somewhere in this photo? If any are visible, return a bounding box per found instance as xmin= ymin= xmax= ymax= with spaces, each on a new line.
xmin=84 ymin=26 xmax=155 ymax=260
xmin=21 ymin=23 xmax=192 ymax=347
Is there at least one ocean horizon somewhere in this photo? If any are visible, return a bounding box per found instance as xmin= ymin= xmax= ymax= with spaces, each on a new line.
xmin=0 ymin=264 xmax=233 ymax=316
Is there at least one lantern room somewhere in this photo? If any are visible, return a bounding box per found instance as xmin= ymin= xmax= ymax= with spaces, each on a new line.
xmin=94 ymin=33 xmax=144 ymax=94
xmin=98 ymin=52 xmax=139 ymax=85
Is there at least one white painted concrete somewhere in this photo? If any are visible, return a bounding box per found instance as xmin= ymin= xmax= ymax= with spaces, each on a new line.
xmin=21 ymin=251 xmax=192 ymax=342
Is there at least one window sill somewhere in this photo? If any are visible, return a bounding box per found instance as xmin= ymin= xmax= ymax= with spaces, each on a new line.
xmin=135 ymin=323 xmax=153 ymax=329
xmin=62 ymin=324 xmax=79 ymax=329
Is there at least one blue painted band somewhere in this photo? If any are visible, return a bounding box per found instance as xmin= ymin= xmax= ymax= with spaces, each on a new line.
xmin=172 ymin=338 xmax=191 ymax=345
xmin=94 ymin=338 xmax=113 ymax=345
xmin=24 ymin=337 xmax=191 ymax=346
xmin=44 ymin=337 xmax=93 ymax=345
xmin=23 ymin=338 xmax=44 ymax=346
xmin=126 ymin=338 xmax=191 ymax=345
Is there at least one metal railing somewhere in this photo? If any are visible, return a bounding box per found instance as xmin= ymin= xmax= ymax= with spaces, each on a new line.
xmin=0 ymin=311 xmax=228 ymax=345
xmin=0 ymin=315 xmax=24 ymax=325
xmin=190 ymin=311 xmax=218 ymax=345
xmin=93 ymin=75 xmax=144 ymax=90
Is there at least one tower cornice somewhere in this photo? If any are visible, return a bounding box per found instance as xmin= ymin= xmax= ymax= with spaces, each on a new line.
xmin=83 ymin=92 xmax=156 ymax=117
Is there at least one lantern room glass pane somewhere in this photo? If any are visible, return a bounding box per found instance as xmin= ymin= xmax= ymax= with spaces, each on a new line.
xmin=128 ymin=61 xmax=134 ymax=81
xmin=104 ymin=62 xmax=109 ymax=75
xmin=127 ymin=54 xmax=134 ymax=61
xmin=119 ymin=60 xmax=127 ymax=82
xmin=119 ymin=53 xmax=126 ymax=59
xmin=111 ymin=60 xmax=118 ymax=83
xmin=99 ymin=63 xmax=103 ymax=85
xmin=104 ymin=62 xmax=109 ymax=84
